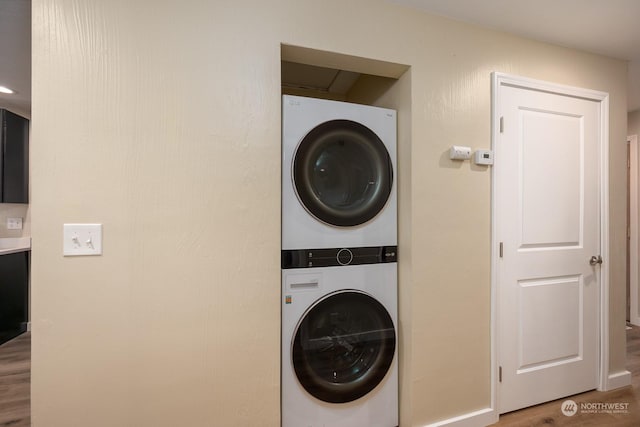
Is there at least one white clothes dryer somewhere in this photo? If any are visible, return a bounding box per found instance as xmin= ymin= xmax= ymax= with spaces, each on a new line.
xmin=282 ymin=95 xmax=397 ymax=250
xmin=281 ymin=259 xmax=398 ymax=427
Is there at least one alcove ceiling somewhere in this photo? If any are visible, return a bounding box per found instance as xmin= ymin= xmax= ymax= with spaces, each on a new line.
xmin=281 ymin=61 xmax=361 ymax=95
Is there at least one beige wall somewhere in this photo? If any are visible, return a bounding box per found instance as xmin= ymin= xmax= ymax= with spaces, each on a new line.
xmin=31 ymin=1 xmax=628 ymax=426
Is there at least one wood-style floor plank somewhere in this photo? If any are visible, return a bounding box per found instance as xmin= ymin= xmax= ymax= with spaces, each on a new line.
xmin=1 ymin=328 xmax=640 ymax=426
xmin=0 ymin=332 xmax=30 ymax=427
xmin=492 ymin=326 xmax=640 ymax=426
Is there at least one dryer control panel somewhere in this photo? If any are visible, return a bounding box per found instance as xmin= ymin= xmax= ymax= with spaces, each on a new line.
xmin=282 ymin=246 xmax=397 ymax=269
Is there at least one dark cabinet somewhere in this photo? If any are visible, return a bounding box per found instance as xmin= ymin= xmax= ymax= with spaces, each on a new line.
xmin=0 ymin=251 xmax=29 ymax=345
xmin=1 ymin=109 xmax=29 ymax=203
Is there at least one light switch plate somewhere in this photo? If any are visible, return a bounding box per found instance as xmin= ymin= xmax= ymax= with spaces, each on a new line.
xmin=7 ymin=217 xmax=23 ymax=230
xmin=63 ymin=223 xmax=103 ymax=256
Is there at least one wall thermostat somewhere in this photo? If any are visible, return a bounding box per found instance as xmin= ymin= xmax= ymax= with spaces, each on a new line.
xmin=449 ymin=145 xmax=472 ymax=160
xmin=474 ymin=149 xmax=494 ymax=165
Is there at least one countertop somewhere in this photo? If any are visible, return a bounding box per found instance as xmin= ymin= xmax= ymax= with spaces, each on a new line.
xmin=0 ymin=237 xmax=31 ymax=255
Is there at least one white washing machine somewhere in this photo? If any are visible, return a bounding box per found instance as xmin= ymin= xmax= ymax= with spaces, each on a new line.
xmin=281 ymin=260 xmax=398 ymax=427
xmin=282 ymin=95 xmax=397 ymax=250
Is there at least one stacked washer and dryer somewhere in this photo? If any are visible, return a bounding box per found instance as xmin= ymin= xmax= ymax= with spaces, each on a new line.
xmin=281 ymin=95 xmax=398 ymax=427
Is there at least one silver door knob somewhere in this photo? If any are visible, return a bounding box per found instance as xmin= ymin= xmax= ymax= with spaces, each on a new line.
xmin=589 ymin=255 xmax=603 ymax=265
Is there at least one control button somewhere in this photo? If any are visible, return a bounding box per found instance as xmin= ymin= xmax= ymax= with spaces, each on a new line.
xmin=337 ymin=248 xmax=353 ymax=266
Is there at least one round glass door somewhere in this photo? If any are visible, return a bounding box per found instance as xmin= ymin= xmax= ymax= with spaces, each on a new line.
xmin=292 ymin=291 xmax=396 ymax=403
xmin=293 ymin=120 xmax=393 ymax=227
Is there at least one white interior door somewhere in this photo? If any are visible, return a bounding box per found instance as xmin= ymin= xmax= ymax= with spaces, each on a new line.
xmin=629 ymin=135 xmax=640 ymax=326
xmin=495 ymin=78 xmax=603 ymax=414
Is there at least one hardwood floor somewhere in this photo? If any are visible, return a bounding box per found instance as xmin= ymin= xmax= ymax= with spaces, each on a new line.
xmin=0 ymin=332 xmax=29 ymax=427
xmin=492 ymin=326 xmax=640 ymax=426
xmin=0 ymin=328 xmax=639 ymax=426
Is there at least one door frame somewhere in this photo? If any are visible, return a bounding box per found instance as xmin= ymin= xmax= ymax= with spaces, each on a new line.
xmin=629 ymin=134 xmax=640 ymax=326
xmin=490 ymin=72 xmax=611 ymax=414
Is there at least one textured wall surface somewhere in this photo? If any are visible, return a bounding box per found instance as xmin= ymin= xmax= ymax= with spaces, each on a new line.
xmin=31 ymin=1 xmax=627 ymax=426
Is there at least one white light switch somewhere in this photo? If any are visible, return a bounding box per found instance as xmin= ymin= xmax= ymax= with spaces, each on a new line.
xmin=7 ymin=217 xmax=23 ymax=230
xmin=63 ymin=223 xmax=103 ymax=256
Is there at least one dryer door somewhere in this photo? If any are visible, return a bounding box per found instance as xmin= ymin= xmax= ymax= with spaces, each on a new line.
xmin=293 ymin=120 xmax=393 ymax=227
xmin=292 ymin=290 xmax=396 ymax=403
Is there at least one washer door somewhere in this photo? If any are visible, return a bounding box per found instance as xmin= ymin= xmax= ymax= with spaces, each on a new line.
xmin=292 ymin=290 xmax=396 ymax=403
xmin=293 ymin=120 xmax=393 ymax=227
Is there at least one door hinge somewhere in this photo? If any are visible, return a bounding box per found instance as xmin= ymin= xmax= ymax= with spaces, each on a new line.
xmin=499 ymin=117 xmax=504 ymax=133
xmin=499 ymin=366 xmax=502 ymax=383
xmin=499 ymin=242 xmax=503 ymax=258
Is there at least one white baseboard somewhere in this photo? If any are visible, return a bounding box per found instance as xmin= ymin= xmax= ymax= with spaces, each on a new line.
xmin=605 ymin=370 xmax=632 ymax=391
xmin=423 ymin=408 xmax=497 ymax=427
xmin=421 ymin=371 xmax=631 ymax=426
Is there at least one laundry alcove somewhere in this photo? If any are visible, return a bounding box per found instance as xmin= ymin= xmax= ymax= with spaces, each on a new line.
xmin=280 ymin=45 xmax=412 ymax=426
xmin=280 ymin=44 xmax=409 ymax=105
